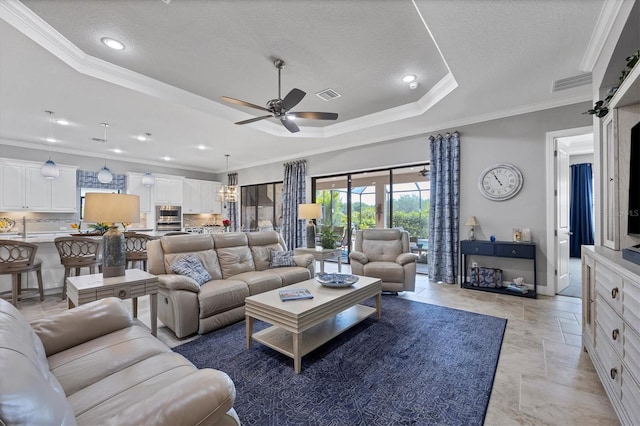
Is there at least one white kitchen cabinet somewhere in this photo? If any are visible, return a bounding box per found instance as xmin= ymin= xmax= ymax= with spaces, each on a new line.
xmin=183 ymin=179 xmax=221 ymax=214
xmin=127 ymin=173 xmax=152 ymax=213
xmin=49 ymin=166 xmax=77 ymax=212
xmin=0 ymin=158 xmax=77 ymax=212
xmin=154 ymin=176 xmax=184 ymax=205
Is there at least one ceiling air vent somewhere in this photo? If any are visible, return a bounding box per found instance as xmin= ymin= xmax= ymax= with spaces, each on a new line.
xmin=552 ymin=73 xmax=592 ymax=92
xmin=316 ymin=88 xmax=341 ymax=101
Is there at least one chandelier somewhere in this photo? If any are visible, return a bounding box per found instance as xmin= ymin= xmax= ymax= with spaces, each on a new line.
xmin=217 ymin=154 xmax=238 ymax=206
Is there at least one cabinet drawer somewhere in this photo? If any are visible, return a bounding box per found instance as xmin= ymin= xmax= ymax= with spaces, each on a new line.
xmin=596 ymin=263 xmax=623 ymax=315
xmin=622 ymin=369 xmax=640 ymax=425
xmin=595 ymin=325 xmax=623 ymax=399
xmin=495 ymin=244 xmax=535 ymax=259
xmin=623 ymin=277 xmax=640 ymax=328
xmin=460 ymin=241 xmax=494 ymax=256
xmin=595 ymin=293 xmax=624 ymax=357
xmin=624 ymin=326 xmax=640 ymax=383
xmin=97 ymin=283 xmax=146 ymax=300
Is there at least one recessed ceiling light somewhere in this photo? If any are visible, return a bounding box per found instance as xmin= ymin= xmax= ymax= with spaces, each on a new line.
xmin=55 ymin=119 xmax=69 ymax=126
xmin=101 ymin=37 xmax=125 ymax=51
xmin=45 ymin=137 xmax=56 ymax=143
xmin=197 ymin=144 xmax=206 ymax=150
xmin=113 ymin=148 xmax=122 ymax=154
xmin=402 ymin=74 xmax=416 ymax=83
xmin=136 ymin=132 xmax=152 ymax=141
xmin=162 ymin=156 xmax=171 ymax=161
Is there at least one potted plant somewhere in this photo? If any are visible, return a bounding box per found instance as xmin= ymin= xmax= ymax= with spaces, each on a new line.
xmin=318 ymin=226 xmax=339 ymax=249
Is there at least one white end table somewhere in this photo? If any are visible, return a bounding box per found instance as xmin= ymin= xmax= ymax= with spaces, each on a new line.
xmin=65 ymin=269 xmax=158 ymax=336
xmin=294 ymin=247 xmax=342 ymax=274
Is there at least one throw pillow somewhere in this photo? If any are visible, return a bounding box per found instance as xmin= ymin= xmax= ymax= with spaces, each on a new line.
xmin=170 ymin=254 xmax=212 ymax=285
xmin=270 ymin=250 xmax=296 ymax=268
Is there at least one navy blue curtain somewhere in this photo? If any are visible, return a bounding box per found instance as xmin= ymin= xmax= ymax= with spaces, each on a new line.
xmin=569 ymin=163 xmax=594 ymax=257
xmin=427 ymin=132 xmax=460 ymax=283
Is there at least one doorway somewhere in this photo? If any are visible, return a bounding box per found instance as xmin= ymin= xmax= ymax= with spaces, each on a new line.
xmin=545 ymin=127 xmax=594 ymax=298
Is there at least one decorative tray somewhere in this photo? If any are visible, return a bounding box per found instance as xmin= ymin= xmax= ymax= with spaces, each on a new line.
xmin=315 ymin=273 xmax=359 ymax=288
xmin=0 ymin=217 xmax=15 ymax=233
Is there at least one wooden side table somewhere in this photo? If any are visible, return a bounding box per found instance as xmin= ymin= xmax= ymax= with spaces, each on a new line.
xmin=66 ymin=268 xmax=159 ymax=336
xmin=294 ymin=247 xmax=342 ymax=274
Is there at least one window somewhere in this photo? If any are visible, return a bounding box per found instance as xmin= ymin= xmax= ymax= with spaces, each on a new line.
xmin=240 ymin=182 xmax=283 ymax=231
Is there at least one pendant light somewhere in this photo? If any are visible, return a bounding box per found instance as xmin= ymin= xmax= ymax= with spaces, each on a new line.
xmin=142 ymin=172 xmax=155 ymax=187
xmin=97 ymin=123 xmax=113 ymax=184
xmin=217 ymin=154 xmax=238 ymax=208
xmin=40 ymin=111 xmax=60 ymax=179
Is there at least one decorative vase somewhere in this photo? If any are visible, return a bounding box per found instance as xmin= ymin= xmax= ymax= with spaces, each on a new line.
xmin=224 ymin=226 xmax=230 ymax=232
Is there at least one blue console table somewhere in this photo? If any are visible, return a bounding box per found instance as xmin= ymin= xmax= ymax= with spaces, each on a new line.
xmin=459 ymin=240 xmax=537 ymax=298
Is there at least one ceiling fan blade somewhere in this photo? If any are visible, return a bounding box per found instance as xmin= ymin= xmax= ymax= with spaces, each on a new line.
xmin=281 ymin=88 xmax=306 ymax=110
xmin=221 ymin=96 xmax=271 ymax=113
xmin=281 ymin=117 xmax=300 ymax=133
xmin=235 ymin=115 xmax=272 ymax=125
xmin=289 ymin=112 xmax=338 ymax=120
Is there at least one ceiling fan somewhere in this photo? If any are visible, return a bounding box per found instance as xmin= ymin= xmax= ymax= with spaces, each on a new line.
xmin=221 ymin=59 xmax=338 ymax=133
xmin=418 ymin=165 xmax=430 ymax=177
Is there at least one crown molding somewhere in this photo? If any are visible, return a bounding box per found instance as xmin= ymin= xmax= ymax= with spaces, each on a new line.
xmin=580 ymin=0 xmax=628 ymax=72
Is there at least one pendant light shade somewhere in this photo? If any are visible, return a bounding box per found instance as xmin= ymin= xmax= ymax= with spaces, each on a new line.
xmin=41 ymin=111 xmax=60 ymax=179
xmin=98 ymin=166 xmax=113 ymax=184
xmin=142 ymin=172 xmax=155 ymax=187
xmin=41 ymin=159 xmax=60 ymax=179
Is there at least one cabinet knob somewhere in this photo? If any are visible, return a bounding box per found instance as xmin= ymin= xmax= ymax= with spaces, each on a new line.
xmin=610 ymin=368 xmax=617 ymax=380
xmin=118 ymin=289 xmax=127 ymax=299
xmin=611 ymin=287 xmax=619 ymax=299
xmin=512 ymin=249 xmax=517 ymax=255
xmin=612 ymin=329 xmax=619 ymax=340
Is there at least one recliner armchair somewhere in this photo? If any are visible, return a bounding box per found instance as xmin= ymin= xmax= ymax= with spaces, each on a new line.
xmin=349 ymin=229 xmax=418 ymax=292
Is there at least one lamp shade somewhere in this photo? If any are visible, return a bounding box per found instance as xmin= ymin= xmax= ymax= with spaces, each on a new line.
xmin=298 ymin=203 xmax=322 ymax=220
xmin=141 ymin=172 xmax=155 ymax=187
xmin=465 ymin=216 xmax=479 ymax=227
xmin=40 ymin=159 xmax=60 ymax=179
xmin=97 ymin=166 xmax=113 ymax=184
xmin=84 ymin=193 xmax=140 ymax=223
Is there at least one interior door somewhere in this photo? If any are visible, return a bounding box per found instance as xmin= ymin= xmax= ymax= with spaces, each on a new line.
xmin=556 ymin=138 xmax=571 ymax=293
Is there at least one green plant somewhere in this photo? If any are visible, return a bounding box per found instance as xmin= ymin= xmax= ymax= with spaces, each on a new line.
xmin=88 ymin=222 xmax=110 ymax=234
xmin=585 ymin=49 xmax=640 ymax=118
xmin=318 ymin=226 xmax=339 ymax=249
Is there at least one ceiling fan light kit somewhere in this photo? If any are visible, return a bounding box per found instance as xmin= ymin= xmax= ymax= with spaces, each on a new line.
xmin=221 ymin=59 xmax=338 ymax=133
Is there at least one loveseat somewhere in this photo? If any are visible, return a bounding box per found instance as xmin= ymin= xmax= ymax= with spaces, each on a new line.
xmin=0 ymin=297 xmax=240 ymax=425
xmin=147 ymin=231 xmax=315 ymax=338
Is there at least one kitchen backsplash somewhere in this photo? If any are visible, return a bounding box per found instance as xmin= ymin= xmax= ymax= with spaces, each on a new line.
xmin=0 ymin=212 xmax=149 ymax=233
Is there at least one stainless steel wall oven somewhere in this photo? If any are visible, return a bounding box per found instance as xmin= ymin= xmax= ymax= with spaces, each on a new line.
xmin=156 ymin=205 xmax=182 ymax=231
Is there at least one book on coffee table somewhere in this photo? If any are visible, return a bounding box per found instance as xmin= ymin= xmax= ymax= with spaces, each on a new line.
xmin=279 ymin=288 xmax=313 ymax=301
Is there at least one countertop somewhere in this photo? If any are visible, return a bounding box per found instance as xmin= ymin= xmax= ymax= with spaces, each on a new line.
xmin=0 ymin=229 xmax=167 ymax=243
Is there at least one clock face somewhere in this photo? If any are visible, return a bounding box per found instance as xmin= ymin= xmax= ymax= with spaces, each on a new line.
xmin=478 ymin=163 xmax=523 ymax=201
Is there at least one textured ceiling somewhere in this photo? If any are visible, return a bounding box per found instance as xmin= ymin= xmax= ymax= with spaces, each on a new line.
xmin=0 ymin=0 xmax=604 ymax=173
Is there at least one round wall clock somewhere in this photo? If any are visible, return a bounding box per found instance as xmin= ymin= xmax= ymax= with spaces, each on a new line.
xmin=478 ymin=163 xmax=523 ymax=201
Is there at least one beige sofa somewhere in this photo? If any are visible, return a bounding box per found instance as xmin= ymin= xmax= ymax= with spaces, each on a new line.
xmin=148 ymin=230 xmax=315 ymax=338
xmin=349 ymin=228 xmax=418 ymax=292
xmin=0 ymin=297 xmax=239 ymax=425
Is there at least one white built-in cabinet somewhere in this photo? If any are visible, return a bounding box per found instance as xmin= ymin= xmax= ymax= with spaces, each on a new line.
xmin=0 ymin=158 xmax=77 ymax=212
xmin=183 ymin=178 xmax=221 ymax=214
xmin=582 ymin=246 xmax=640 ymax=425
xmin=126 ymin=173 xmax=152 ymax=213
xmin=153 ymin=176 xmax=184 ymax=205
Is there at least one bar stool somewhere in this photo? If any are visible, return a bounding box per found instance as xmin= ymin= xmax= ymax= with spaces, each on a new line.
xmin=54 ymin=236 xmax=102 ymax=299
xmin=0 ymin=239 xmax=44 ymax=306
xmin=125 ymin=233 xmax=155 ymax=271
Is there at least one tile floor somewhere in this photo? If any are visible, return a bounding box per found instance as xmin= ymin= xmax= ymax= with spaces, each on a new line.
xmin=14 ymin=261 xmax=619 ymax=426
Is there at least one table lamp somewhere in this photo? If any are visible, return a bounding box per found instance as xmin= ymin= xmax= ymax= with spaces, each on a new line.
xmin=465 ymin=216 xmax=479 ymax=241
xmin=298 ymin=203 xmax=322 ymax=248
xmin=84 ymin=193 xmax=140 ymax=278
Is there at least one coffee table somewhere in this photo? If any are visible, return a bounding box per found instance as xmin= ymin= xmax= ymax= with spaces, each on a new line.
xmin=245 ymin=275 xmax=381 ymax=373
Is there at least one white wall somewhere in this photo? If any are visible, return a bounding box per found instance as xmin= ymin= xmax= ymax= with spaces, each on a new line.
xmin=570 ymin=153 xmax=594 ymax=165
xmin=234 ymin=101 xmax=592 ymax=288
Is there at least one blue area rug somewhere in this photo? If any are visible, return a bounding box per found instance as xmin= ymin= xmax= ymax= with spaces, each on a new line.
xmin=173 ymin=297 xmax=507 ymax=426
